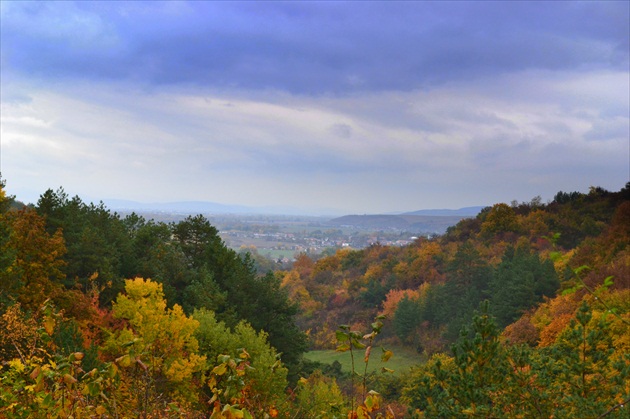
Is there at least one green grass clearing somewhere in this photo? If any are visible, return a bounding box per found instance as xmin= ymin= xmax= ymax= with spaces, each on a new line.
xmin=304 ymin=345 xmax=422 ymax=376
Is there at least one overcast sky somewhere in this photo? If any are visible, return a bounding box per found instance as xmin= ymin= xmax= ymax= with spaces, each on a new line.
xmin=1 ymin=1 xmax=628 ymax=214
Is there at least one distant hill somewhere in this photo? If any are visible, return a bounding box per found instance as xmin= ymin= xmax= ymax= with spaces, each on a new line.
xmin=102 ymin=199 xmax=337 ymax=216
xmin=103 ymin=199 xmax=251 ymax=213
xmin=402 ymin=206 xmax=485 ymax=217
xmin=326 ymin=207 xmax=484 ymax=234
xmin=326 ymin=214 xmax=472 ymax=234
xmin=102 ymin=200 xmax=485 ymax=220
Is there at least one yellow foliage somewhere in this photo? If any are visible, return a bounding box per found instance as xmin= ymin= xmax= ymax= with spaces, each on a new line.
xmin=108 ymin=278 xmax=206 ymax=403
xmin=363 ymin=264 xmax=384 ymax=282
xmin=0 ymin=303 xmax=39 ymax=361
xmin=2 ymin=208 xmax=66 ymax=311
xmin=552 ymin=248 xmax=576 ymax=273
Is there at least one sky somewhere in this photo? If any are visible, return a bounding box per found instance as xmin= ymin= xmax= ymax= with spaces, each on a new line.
xmin=1 ymin=1 xmax=629 ymax=215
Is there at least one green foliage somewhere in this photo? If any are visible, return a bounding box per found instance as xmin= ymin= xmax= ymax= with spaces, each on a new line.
xmin=205 ymin=352 xmax=255 ymax=419
xmin=360 ymin=279 xmax=388 ymax=308
xmin=36 ymin=189 xmax=129 ymax=303
xmin=30 ymin=188 xmax=308 ymax=379
xmin=490 ymin=244 xmax=559 ymax=328
xmin=393 ymin=296 xmax=422 ymax=344
xmin=402 ymin=301 xmax=630 ymax=418
xmin=172 ymin=216 xmax=308 ymax=377
xmin=336 ymin=316 xmax=395 ymax=417
xmin=193 ymin=308 xmax=289 ymax=414
xmin=431 ymin=242 xmax=493 ymax=341
xmin=295 ymin=371 xmax=345 ymax=418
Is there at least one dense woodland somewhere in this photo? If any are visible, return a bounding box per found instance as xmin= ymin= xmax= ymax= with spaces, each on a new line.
xmin=1 ymin=179 xmax=629 ymax=418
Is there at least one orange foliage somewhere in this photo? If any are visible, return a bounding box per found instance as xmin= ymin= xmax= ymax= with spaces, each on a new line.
xmin=538 ymin=314 xmax=574 ymax=348
xmin=521 ymin=209 xmax=552 ymax=244
xmin=313 ymin=253 xmax=341 ymax=275
xmin=502 ymin=313 xmax=539 ymax=346
xmin=293 ymin=253 xmax=314 ymax=279
xmin=379 ymin=288 xmax=420 ymax=318
xmin=531 ymin=293 xmax=578 ymax=328
xmin=363 ymin=264 xmax=384 ymax=283
xmin=330 ymin=289 xmax=350 ymax=308
xmin=409 ymin=241 xmax=445 ymax=285
xmin=529 ymin=292 xmax=581 ymax=347
xmin=480 ymin=203 xmax=520 ymax=239
xmin=281 ymin=270 xmax=321 ymax=318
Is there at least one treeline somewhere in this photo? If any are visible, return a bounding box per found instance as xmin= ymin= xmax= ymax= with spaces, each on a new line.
xmin=1 ymin=181 xmax=629 ymax=417
xmin=2 ymin=186 xmax=308 ymax=372
xmin=282 ymin=185 xmax=630 ymax=352
xmin=0 ymin=183 xmax=324 ymax=417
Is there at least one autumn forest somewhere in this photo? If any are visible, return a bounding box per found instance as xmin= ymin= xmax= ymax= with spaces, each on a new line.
xmin=1 ymin=180 xmax=629 ymax=418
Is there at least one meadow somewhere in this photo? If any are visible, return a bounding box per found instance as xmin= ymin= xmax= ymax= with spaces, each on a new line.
xmin=304 ymin=345 xmax=423 ymax=376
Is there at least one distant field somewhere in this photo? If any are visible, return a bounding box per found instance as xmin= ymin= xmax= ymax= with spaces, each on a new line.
xmin=304 ymin=345 xmax=422 ymax=376
xmin=260 ymin=248 xmax=298 ymax=260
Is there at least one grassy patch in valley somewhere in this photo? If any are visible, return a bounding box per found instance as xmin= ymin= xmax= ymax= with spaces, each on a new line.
xmin=304 ymin=345 xmax=422 ymax=376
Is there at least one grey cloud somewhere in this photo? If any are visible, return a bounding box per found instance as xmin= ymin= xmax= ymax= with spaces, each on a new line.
xmin=328 ymin=123 xmax=353 ymax=139
xmin=2 ymin=1 xmax=628 ymax=94
xmin=584 ymin=118 xmax=630 ymax=142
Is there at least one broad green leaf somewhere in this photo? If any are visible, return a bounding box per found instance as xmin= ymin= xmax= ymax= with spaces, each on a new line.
xmin=336 ymin=330 xmax=349 ymax=342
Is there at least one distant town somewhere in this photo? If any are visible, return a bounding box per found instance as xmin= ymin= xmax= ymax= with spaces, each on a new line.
xmin=114 ymin=209 xmax=475 ymax=263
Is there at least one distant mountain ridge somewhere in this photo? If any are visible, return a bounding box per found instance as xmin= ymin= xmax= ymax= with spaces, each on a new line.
xmin=102 ymin=199 xmax=340 ymax=217
xmin=103 ymin=199 xmax=485 ymax=221
xmin=326 ymin=207 xmax=484 ymax=234
xmin=402 ymin=206 xmax=485 ymax=217
xmin=104 ymin=199 xmax=250 ymax=213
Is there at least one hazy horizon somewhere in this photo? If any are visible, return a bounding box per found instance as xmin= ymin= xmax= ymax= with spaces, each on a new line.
xmin=2 ymin=1 xmax=628 ymax=213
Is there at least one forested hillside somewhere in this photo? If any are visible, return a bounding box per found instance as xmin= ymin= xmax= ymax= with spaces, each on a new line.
xmin=1 ymin=181 xmax=629 ymax=417
xmin=280 ymin=184 xmax=630 ymax=416
xmin=282 ymin=186 xmax=629 ymax=351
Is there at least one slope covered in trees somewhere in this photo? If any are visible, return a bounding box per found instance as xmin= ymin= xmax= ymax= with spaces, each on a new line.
xmin=1 ymin=180 xmax=629 ymax=417
xmin=282 ymin=185 xmax=629 ymax=353
xmin=278 ymin=184 xmax=630 ymax=416
xmin=0 ymin=182 xmax=310 ymax=417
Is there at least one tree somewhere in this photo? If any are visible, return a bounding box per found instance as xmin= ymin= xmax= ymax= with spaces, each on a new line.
xmin=193 ymin=308 xmax=289 ymax=417
xmin=542 ymin=302 xmax=630 ymax=418
xmin=403 ymin=302 xmax=509 ymax=417
xmin=490 ymin=244 xmax=559 ymax=328
xmin=0 ymin=207 xmax=66 ymax=311
xmin=393 ymin=296 xmax=421 ymax=345
xmin=434 ymin=242 xmax=492 ymax=341
xmin=480 ymin=203 xmax=520 ymax=239
xmin=36 ymin=189 xmax=130 ymax=303
xmin=0 ymin=181 xmax=17 ymax=307
xmin=295 ymin=371 xmax=344 ymax=418
xmin=171 ymin=214 xmax=223 ymax=271
xmin=172 ymin=216 xmax=308 ymax=378
xmin=403 ymin=300 xmax=630 ymax=418
xmin=104 ymin=278 xmax=205 ymax=413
